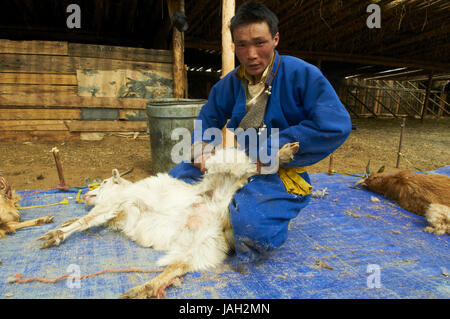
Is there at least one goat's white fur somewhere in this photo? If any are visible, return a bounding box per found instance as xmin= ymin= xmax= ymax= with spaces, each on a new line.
xmin=37 ymin=144 xmax=301 ymax=298
xmin=37 ymin=148 xmax=263 ymax=297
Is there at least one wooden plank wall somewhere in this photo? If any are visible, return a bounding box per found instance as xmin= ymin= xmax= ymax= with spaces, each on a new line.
xmin=0 ymin=39 xmax=173 ymax=141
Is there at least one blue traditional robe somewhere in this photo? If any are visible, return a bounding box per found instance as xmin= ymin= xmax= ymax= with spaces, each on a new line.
xmin=169 ymin=51 xmax=351 ymax=270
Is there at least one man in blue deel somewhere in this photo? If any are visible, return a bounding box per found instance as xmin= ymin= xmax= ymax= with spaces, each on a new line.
xmin=170 ymin=1 xmax=351 ymax=272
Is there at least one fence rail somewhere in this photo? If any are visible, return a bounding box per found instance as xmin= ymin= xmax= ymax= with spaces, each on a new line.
xmin=339 ymin=78 xmax=450 ymax=119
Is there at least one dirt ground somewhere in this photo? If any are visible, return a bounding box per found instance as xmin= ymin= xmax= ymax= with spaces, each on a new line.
xmin=1 ymin=117 xmax=449 ymax=191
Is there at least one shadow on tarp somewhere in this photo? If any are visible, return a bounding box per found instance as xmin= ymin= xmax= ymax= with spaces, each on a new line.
xmin=0 ymin=167 xmax=449 ymax=299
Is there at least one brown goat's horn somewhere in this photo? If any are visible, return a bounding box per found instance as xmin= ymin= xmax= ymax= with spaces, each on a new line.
xmin=120 ymin=168 xmax=134 ymax=176
xmin=365 ymin=160 xmax=371 ymax=176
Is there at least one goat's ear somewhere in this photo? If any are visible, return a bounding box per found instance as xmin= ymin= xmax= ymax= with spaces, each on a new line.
xmin=377 ymin=165 xmax=385 ymax=173
xmin=112 ymin=169 xmax=120 ymax=183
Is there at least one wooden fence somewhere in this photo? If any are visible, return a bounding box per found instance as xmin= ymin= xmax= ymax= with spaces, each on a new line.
xmin=339 ymin=78 xmax=450 ymax=119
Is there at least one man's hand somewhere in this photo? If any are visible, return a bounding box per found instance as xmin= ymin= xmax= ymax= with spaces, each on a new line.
xmin=193 ymin=152 xmax=214 ymax=172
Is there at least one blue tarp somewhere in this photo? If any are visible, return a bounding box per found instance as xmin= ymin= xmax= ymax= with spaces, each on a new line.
xmin=1 ymin=167 xmax=449 ymax=299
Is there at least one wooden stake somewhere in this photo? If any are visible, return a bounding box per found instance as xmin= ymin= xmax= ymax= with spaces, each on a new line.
xmin=328 ymin=154 xmax=334 ymax=175
xmin=221 ymin=0 xmax=235 ymax=78
xmin=51 ymin=147 xmax=68 ymax=189
xmin=396 ymin=117 xmax=406 ymax=168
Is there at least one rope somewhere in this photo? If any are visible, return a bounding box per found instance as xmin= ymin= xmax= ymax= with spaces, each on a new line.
xmin=76 ymin=189 xmax=84 ymax=203
xmin=20 ymin=188 xmax=62 ymax=197
xmin=16 ymin=198 xmax=70 ymax=210
xmin=329 ymin=170 xmax=365 ymax=178
xmin=12 ymin=268 xmax=163 ymax=284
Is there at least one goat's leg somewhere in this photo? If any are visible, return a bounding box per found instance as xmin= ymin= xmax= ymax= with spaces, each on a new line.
xmin=119 ymin=261 xmax=190 ymax=299
xmin=37 ymin=203 xmax=121 ymax=248
xmin=7 ymin=216 xmax=54 ymax=232
xmin=60 ymin=217 xmax=79 ymax=227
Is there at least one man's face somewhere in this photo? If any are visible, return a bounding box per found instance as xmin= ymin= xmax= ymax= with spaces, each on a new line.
xmin=233 ymin=21 xmax=279 ymax=78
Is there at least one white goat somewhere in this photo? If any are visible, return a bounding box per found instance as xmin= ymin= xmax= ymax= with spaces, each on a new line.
xmin=37 ymin=144 xmax=299 ymax=298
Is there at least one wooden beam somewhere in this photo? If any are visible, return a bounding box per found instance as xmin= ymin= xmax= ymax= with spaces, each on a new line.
xmin=0 ymin=84 xmax=77 ymax=95
xmin=171 ymin=0 xmax=186 ymax=98
xmin=0 ymin=108 xmax=80 ymax=120
xmin=65 ymin=120 xmax=147 ymax=132
xmin=0 ymin=120 xmax=68 ymax=131
xmin=0 ymin=93 xmax=148 ymax=109
xmin=0 ymin=53 xmax=173 ymax=74
xmin=221 ymin=0 xmax=235 ymax=78
xmin=0 ymin=39 xmax=68 ymax=55
xmin=0 ymin=72 xmax=77 ymax=85
xmin=0 ymin=131 xmax=80 ymax=142
xmin=68 ymin=43 xmax=173 ymax=64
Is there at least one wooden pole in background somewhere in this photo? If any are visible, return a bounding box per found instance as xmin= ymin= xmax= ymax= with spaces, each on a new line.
xmin=221 ymin=0 xmax=235 ymax=78
xmin=172 ymin=0 xmax=186 ymax=98
xmin=221 ymin=0 xmax=236 ymax=148
xmin=396 ymin=117 xmax=406 ymax=168
xmin=51 ymin=147 xmax=68 ymax=189
xmin=421 ymin=74 xmax=433 ymax=121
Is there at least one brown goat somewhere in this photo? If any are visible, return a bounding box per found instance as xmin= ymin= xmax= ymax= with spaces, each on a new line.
xmin=362 ymin=167 xmax=450 ymax=235
xmin=0 ymin=176 xmax=54 ymax=238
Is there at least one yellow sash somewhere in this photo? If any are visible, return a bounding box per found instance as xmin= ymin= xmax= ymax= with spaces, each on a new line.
xmin=278 ymin=167 xmax=313 ymax=196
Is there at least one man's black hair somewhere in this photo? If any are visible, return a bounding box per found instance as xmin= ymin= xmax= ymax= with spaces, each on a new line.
xmin=230 ymin=1 xmax=279 ymax=40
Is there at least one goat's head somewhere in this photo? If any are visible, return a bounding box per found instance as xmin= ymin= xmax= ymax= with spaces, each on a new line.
xmin=351 ymin=160 xmax=386 ymax=189
xmin=0 ymin=176 xmax=21 ymax=223
xmin=361 ymin=165 xmax=390 ymax=192
xmin=83 ymin=169 xmax=133 ymax=206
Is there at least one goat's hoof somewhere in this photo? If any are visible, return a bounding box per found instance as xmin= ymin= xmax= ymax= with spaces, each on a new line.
xmin=36 ymin=216 xmax=54 ymax=225
xmin=119 ymin=283 xmax=158 ymax=299
xmin=278 ymin=142 xmax=300 ymax=164
xmin=36 ymin=229 xmax=64 ymax=249
xmin=288 ymin=142 xmax=300 ymax=154
xmin=424 ymin=226 xmax=446 ymax=236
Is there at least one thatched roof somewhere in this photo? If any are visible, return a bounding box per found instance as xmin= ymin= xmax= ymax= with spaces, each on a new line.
xmin=185 ymin=0 xmax=450 ymax=80
xmin=1 ymin=0 xmax=449 ymax=80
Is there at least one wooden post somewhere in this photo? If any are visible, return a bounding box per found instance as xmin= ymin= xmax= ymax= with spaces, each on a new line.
xmin=172 ymin=0 xmax=186 ymax=98
xmin=421 ymin=74 xmax=433 ymax=121
xmin=396 ymin=117 xmax=406 ymax=168
xmin=221 ymin=0 xmax=235 ymax=78
xmin=328 ymin=154 xmax=334 ymax=175
xmin=439 ymin=91 xmax=447 ymax=119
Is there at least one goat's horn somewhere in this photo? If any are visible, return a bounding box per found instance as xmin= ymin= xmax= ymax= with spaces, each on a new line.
xmin=120 ymin=168 xmax=134 ymax=176
xmin=377 ymin=165 xmax=385 ymax=173
xmin=350 ymin=178 xmax=366 ymax=189
xmin=365 ymin=160 xmax=371 ymax=175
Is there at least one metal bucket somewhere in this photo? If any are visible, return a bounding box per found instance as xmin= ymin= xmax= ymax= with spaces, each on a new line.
xmin=146 ymin=98 xmax=206 ymax=174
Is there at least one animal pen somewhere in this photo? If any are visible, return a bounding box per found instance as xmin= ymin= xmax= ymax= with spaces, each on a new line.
xmin=0 ymin=0 xmax=449 ymax=300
